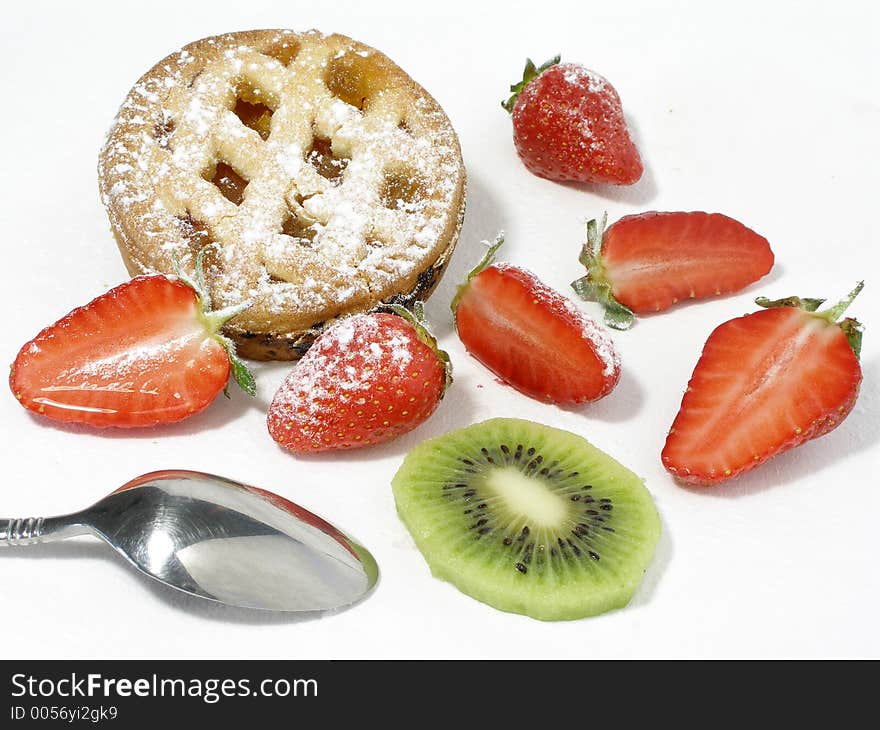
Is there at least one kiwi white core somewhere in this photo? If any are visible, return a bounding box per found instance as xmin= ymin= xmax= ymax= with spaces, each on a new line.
xmin=484 ymin=467 xmax=568 ymax=527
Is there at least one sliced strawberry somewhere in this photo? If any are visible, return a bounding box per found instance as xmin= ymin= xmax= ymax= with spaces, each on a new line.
xmin=572 ymin=212 xmax=774 ymax=329
xmin=268 ymin=305 xmax=450 ymax=453
xmin=662 ymin=284 xmax=864 ymax=486
xmin=9 ymin=256 xmax=254 ymax=428
xmin=452 ymin=236 xmax=620 ymax=404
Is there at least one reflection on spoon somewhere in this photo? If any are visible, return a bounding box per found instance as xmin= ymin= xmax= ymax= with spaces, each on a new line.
xmin=0 ymin=470 xmax=379 ymax=613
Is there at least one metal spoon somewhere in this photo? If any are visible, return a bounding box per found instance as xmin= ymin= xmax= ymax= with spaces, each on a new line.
xmin=0 ymin=470 xmax=379 ymax=612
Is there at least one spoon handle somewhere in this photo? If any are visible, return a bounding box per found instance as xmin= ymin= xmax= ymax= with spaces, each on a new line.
xmin=0 ymin=516 xmax=90 ymax=546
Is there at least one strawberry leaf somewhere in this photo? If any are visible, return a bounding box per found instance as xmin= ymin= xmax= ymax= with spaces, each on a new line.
xmin=502 ymin=55 xmax=561 ymax=112
xmin=212 ymin=322 xmax=256 ymax=396
xmin=755 ymin=295 xmax=825 ymax=311
xmin=571 ymin=277 xmax=635 ymax=330
xmin=577 ymin=213 xmax=608 ymax=268
xmin=757 ymin=282 xmax=865 ymax=359
xmin=217 ymin=333 xmax=257 ymax=396
xmin=387 ymin=303 xmax=453 ymax=394
xmin=817 ymin=281 xmax=864 ymax=323
xmin=571 ymin=214 xmax=634 ymax=329
xmin=451 ymin=232 xmax=504 ymax=315
xmin=840 ymin=318 xmax=863 ymax=360
xmin=194 ymin=246 xmax=212 ymax=310
xmin=173 ymin=248 xmax=257 ymax=397
xmin=229 ymin=349 xmax=258 ymax=396
xmin=172 ymin=247 xmax=215 ymax=312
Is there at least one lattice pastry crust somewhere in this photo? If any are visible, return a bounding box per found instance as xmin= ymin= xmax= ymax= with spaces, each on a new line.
xmin=99 ymin=29 xmax=466 ymax=360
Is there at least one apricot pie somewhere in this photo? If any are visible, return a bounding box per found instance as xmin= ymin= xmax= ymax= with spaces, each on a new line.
xmin=99 ymin=29 xmax=466 ymax=359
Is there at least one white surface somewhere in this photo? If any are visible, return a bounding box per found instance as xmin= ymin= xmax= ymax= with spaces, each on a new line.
xmin=1 ymin=0 xmax=877 ymax=659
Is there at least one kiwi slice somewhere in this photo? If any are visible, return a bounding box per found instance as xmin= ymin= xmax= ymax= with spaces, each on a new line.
xmin=392 ymin=418 xmax=661 ymax=621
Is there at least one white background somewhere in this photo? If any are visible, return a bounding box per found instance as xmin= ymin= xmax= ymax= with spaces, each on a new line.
xmin=1 ymin=0 xmax=877 ymax=659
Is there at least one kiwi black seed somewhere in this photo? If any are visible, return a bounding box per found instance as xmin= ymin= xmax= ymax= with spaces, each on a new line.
xmin=391 ymin=418 xmax=661 ymax=621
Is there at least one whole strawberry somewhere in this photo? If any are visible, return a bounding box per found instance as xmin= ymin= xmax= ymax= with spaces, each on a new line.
xmin=503 ymin=56 xmax=642 ymax=185
xmin=268 ymin=305 xmax=451 ymax=453
xmin=662 ymin=284 xmax=864 ymax=486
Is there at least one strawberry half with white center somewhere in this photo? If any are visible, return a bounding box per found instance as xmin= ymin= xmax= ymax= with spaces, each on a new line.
xmin=572 ymin=212 xmax=774 ymax=329
xmin=451 ymin=235 xmax=620 ymax=404
xmin=503 ymin=57 xmax=642 ymax=185
xmin=267 ymin=305 xmax=451 ymax=453
xmin=9 ymin=252 xmax=254 ymax=428
xmin=662 ymin=284 xmax=865 ymax=486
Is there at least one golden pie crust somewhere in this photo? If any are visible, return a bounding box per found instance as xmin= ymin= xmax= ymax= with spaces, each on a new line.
xmin=99 ymin=29 xmax=466 ymax=360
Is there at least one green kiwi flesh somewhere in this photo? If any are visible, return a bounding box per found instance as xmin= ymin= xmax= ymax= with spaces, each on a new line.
xmin=391 ymin=418 xmax=661 ymax=621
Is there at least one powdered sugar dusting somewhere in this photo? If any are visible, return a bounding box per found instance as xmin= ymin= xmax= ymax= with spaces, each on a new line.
xmin=493 ymin=262 xmax=620 ymax=378
xmin=99 ymin=30 xmax=464 ymax=343
xmin=562 ymin=64 xmax=611 ymax=95
xmin=561 ymin=65 xmax=613 ymax=155
xmin=266 ymin=312 xmax=444 ymax=450
xmin=514 ymin=61 xmax=628 ymax=166
xmin=271 ymin=313 xmax=415 ymax=419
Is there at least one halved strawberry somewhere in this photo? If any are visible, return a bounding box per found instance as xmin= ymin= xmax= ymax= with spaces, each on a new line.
xmin=268 ymin=305 xmax=451 ymax=453
xmin=9 ymin=253 xmax=254 ymax=428
xmin=452 ymin=235 xmax=620 ymax=404
xmin=662 ymin=284 xmax=864 ymax=486
xmin=572 ymin=212 xmax=774 ymax=329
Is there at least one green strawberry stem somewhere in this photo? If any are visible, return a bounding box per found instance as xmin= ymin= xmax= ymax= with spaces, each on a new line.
xmin=450 ymin=232 xmax=505 ymax=316
xmin=756 ymin=281 xmax=865 ymax=359
xmin=816 ymin=281 xmax=864 ymax=322
xmin=753 ymin=295 xmax=826 ymax=312
xmin=570 ymin=213 xmax=636 ymax=331
xmin=502 ymin=55 xmax=561 ymax=112
xmin=386 ymin=302 xmax=453 ymax=395
xmin=174 ymin=247 xmax=256 ymax=396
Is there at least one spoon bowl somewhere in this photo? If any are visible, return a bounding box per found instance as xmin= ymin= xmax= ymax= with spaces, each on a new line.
xmin=1 ymin=470 xmax=379 ymax=612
